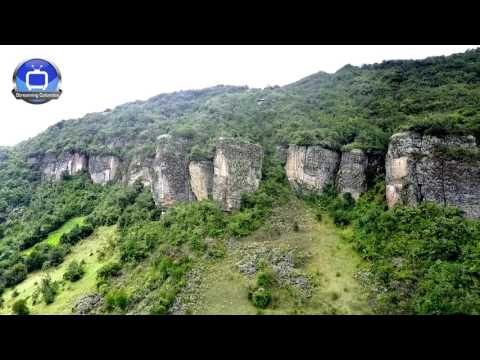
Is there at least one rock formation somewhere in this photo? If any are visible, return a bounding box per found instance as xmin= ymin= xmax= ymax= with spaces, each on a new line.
xmin=88 ymin=155 xmax=121 ymax=185
xmin=213 ymin=138 xmax=263 ymax=211
xmin=285 ymin=145 xmax=340 ymax=194
xmin=150 ymin=134 xmax=194 ymax=206
xmin=336 ymin=149 xmax=368 ymax=199
xmin=125 ymin=156 xmax=153 ymax=187
xmin=189 ymin=160 xmax=214 ymax=201
xmin=37 ymin=151 xmax=88 ymax=181
xmin=386 ymin=131 xmax=480 ymax=219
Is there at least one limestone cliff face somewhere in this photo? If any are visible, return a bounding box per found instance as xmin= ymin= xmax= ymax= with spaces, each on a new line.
xmin=386 ymin=131 xmax=480 ymax=219
xmin=88 ymin=155 xmax=121 ymax=185
xmin=285 ymin=145 xmax=340 ymax=194
xmin=213 ymin=138 xmax=263 ymax=211
xmin=189 ymin=160 xmax=214 ymax=201
xmin=150 ymin=134 xmax=194 ymax=206
xmin=336 ymin=149 xmax=368 ymax=199
xmin=37 ymin=152 xmax=88 ymax=181
xmin=124 ymin=156 xmax=153 ymax=187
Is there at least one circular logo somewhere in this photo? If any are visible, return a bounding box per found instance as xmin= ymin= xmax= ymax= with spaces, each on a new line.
xmin=12 ymin=58 xmax=62 ymax=104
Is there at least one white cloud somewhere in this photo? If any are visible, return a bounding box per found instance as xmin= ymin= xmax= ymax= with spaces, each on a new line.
xmin=0 ymin=45 xmax=477 ymax=146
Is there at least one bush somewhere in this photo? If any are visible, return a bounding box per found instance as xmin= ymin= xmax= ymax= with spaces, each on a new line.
xmin=25 ymin=245 xmax=50 ymax=272
xmin=105 ymin=289 xmax=129 ymax=311
xmin=60 ymin=223 xmax=94 ymax=246
xmin=12 ymin=299 xmax=29 ymax=315
xmin=256 ymin=269 xmax=277 ymax=288
xmin=250 ymin=287 xmax=272 ymax=309
xmin=97 ymin=262 xmax=122 ymax=280
xmin=3 ymin=263 xmax=27 ymax=288
xmin=63 ymin=260 xmax=85 ymax=282
xmin=39 ymin=277 xmax=59 ymax=305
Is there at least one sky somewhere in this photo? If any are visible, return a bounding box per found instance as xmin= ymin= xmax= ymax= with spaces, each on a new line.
xmin=0 ymin=45 xmax=478 ymax=146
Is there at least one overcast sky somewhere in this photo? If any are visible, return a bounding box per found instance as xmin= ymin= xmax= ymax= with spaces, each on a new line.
xmin=0 ymin=45 xmax=478 ymax=146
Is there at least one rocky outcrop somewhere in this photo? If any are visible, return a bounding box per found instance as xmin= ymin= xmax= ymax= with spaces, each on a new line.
xmin=38 ymin=151 xmax=88 ymax=181
xmin=213 ymin=138 xmax=263 ymax=211
xmin=285 ymin=145 xmax=340 ymax=194
xmin=125 ymin=156 xmax=153 ymax=187
xmin=189 ymin=160 xmax=214 ymax=201
xmin=28 ymin=136 xmax=266 ymax=211
xmin=150 ymin=134 xmax=194 ymax=206
xmin=386 ymin=131 xmax=480 ymax=219
xmin=72 ymin=294 xmax=104 ymax=315
xmin=336 ymin=149 xmax=368 ymax=199
xmin=88 ymin=155 xmax=121 ymax=185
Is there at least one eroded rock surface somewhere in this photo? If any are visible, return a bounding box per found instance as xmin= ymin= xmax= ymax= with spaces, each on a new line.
xmin=386 ymin=131 xmax=480 ymax=219
xmin=88 ymin=155 xmax=121 ymax=185
xmin=189 ymin=160 xmax=214 ymax=201
xmin=38 ymin=151 xmax=88 ymax=181
xmin=336 ymin=149 xmax=368 ymax=199
xmin=151 ymin=134 xmax=194 ymax=206
xmin=213 ymin=138 xmax=263 ymax=211
xmin=285 ymin=145 xmax=340 ymax=194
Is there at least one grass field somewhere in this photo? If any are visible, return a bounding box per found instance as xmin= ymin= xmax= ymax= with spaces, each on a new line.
xmin=1 ymin=225 xmax=118 ymax=315
xmin=192 ymin=198 xmax=372 ymax=315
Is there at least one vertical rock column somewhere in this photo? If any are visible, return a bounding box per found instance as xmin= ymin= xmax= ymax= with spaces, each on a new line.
xmin=336 ymin=149 xmax=368 ymax=199
xmin=151 ymin=134 xmax=194 ymax=206
xmin=213 ymin=138 xmax=263 ymax=211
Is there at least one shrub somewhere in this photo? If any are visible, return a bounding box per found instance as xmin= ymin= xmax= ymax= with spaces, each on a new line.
xmin=40 ymin=276 xmax=59 ymax=305
xmin=105 ymin=289 xmax=129 ymax=311
xmin=256 ymin=269 xmax=277 ymax=288
xmin=97 ymin=262 xmax=122 ymax=280
xmin=250 ymin=287 xmax=272 ymax=309
xmin=25 ymin=245 xmax=50 ymax=272
xmin=60 ymin=223 xmax=94 ymax=246
xmin=3 ymin=263 xmax=27 ymax=288
xmin=12 ymin=299 xmax=29 ymax=315
xmin=63 ymin=260 xmax=85 ymax=282
xmin=293 ymin=221 xmax=300 ymax=232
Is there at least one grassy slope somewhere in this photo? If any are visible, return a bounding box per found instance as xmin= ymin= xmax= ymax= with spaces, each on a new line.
xmin=1 ymin=225 xmax=117 ymax=315
xmin=193 ymin=198 xmax=372 ymax=315
xmin=23 ymin=216 xmax=86 ymax=256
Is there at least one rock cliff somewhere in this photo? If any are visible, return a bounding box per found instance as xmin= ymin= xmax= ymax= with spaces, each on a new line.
xmin=189 ymin=160 xmax=214 ymax=201
xmin=124 ymin=155 xmax=153 ymax=187
xmin=150 ymin=134 xmax=195 ymax=206
xmin=88 ymin=155 xmax=121 ymax=185
xmin=35 ymin=151 xmax=88 ymax=181
xmin=386 ymin=131 xmax=480 ymax=219
xmin=285 ymin=145 xmax=340 ymax=194
xmin=213 ymin=138 xmax=263 ymax=211
xmin=336 ymin=149 xmax=368 ymax=199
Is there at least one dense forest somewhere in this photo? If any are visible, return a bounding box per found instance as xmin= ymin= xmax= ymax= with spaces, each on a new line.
xmin=1 ymin=48 xmax=480 ymax=314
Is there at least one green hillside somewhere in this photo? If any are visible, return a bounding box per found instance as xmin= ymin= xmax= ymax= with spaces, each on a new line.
xmin=2 ymin=48 xmax=480 ymax=315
